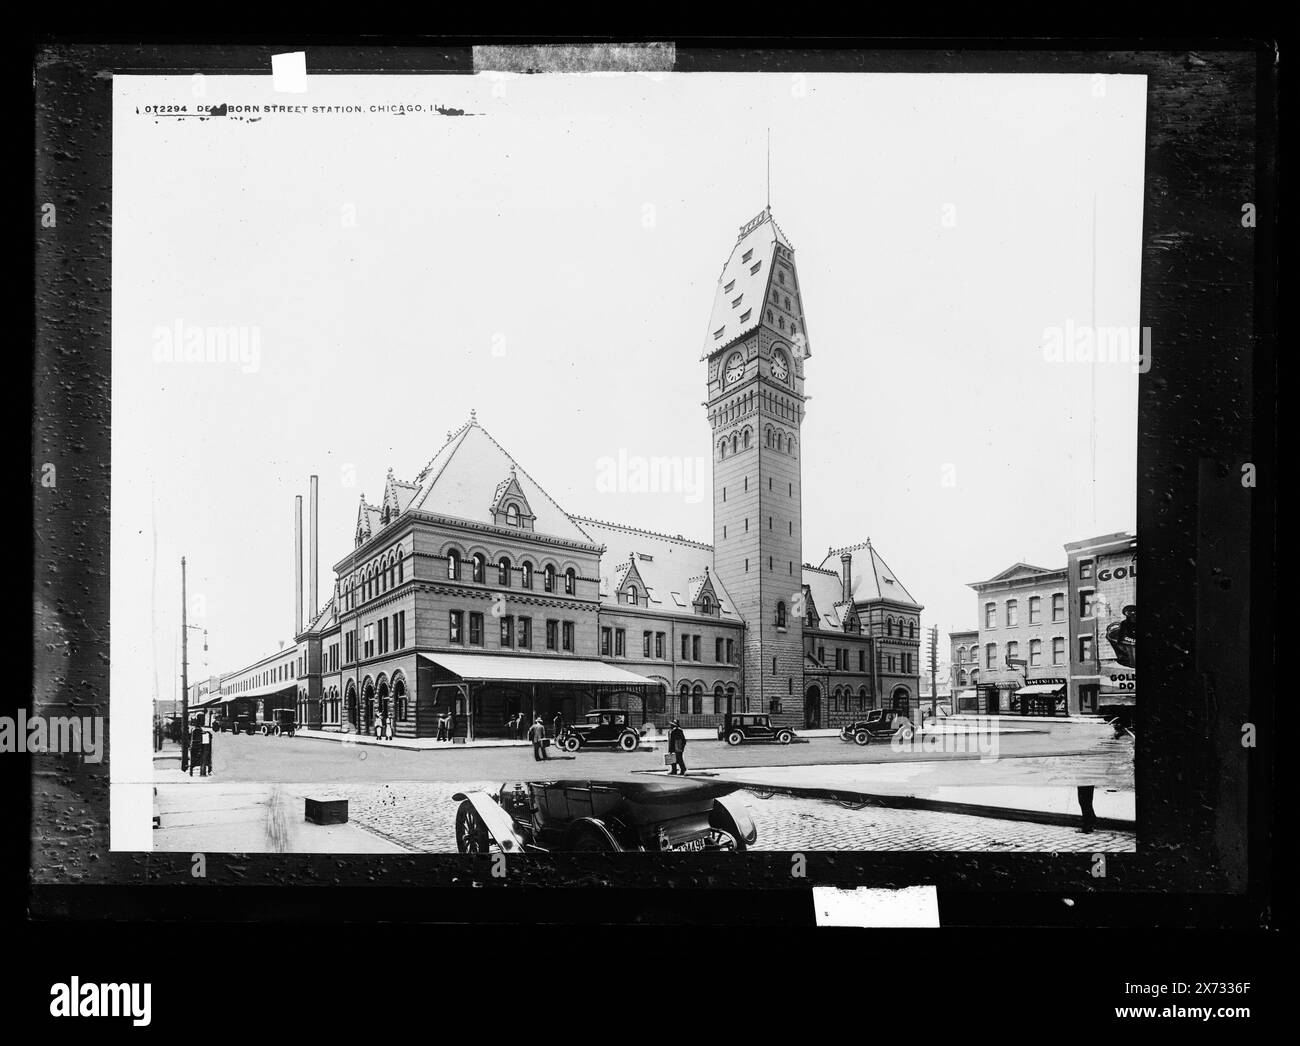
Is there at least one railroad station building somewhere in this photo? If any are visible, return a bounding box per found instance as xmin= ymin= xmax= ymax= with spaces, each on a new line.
xmin=217 ymin=207 xmax=923 ymax=737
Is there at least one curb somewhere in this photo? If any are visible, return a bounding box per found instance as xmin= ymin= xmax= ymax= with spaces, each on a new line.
xmin=723 ymin=779 xmax=1135 ymax=833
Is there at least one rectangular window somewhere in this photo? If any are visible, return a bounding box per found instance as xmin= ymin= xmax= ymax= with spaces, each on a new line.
xmin=519 ymin=617 xmax=532 ymax=649
xmin=469 ymin=612 xmax=483 ymax=646
xmin=643 ymin=631 xmax=652 ymax=657
xmin=601 ymin=627 xmax=612 ymax=657
xmin=1006 ymin=600 xmax=1018 ymax=627
xmin=1029 ymin=639 xmax=1042 ymax=667
xmin=986 ymin=643 xmax=997 ymax=669
xmin=399 ymin=611 xmax=406 ymax=649
xmin=562 ymin=621 xmax=574 ymax=652
xmin=858 ymin=650 xmax=866 ymax=672
xmin=726 ymin=638 xmax=734 ymax=664
xmin=682 ymin=635 xmax=690 ymax=660
xmin=716 ymin=637 xmax=724 ymax=663
xmin=615 ymin=629 xmax=625 ymax=657
xmin=655 ymin=633 xmax=665 ymax=659
xmin=546 ymin=620 xmax=558 ymax=651
xmin=985 ymin=603 xmax=997 ymax=628
xmin=1080 ymin=559 xmax=1094 ymax=579
xmin=1080 ymin=590 xmax=1095 ymax=618
xmin=501 ymin=615 xmax=514 ymax=647
xmin=1052 ymin=593 xmax=1065 ymax=622
xmin=1028 ymin=597 xmax=1041 ymax=624
xmin=1079 ymin=635 xmax=1094 ymax=662
xmin=692 ymin=636 xmax=701 ymax=662
xmin=1052 ymin=637 xmax=1065 ymax=665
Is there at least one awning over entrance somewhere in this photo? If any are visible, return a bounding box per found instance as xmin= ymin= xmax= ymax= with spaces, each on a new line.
xmin=418 ymin=652 xmax=657 ymax=687
xmin=218 ymin=682 xmax=297 ymax=703
xmin=1016 ymin=683 xmax=1066 ymax=696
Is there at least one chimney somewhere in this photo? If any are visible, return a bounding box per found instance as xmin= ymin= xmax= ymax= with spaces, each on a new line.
xmin=309 ymin=474 xmax=319 ymax=619
xmin=840 ymin=551 xmax=852 ymax=603
xmin=294 ymin=494 xmax=304 ymax=636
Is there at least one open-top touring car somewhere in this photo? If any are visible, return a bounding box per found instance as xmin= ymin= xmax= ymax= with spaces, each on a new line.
xmin=452 ymin=778 xmax=758 ymax=853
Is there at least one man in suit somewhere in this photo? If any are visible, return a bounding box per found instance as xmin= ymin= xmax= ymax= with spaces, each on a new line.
xmin=667 ymin=719 xmax=687 ymax=776
xmin=528 ymin=716 xmax=548 ymax=761
xmin=436 ymin=712 xmax=448 ymax=742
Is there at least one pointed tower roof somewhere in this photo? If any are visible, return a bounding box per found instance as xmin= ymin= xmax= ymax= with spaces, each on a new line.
xmin=700 ymin=207 xmax=809 ymax=361
xmin=819 ymin=541 xmax=922 ymax=608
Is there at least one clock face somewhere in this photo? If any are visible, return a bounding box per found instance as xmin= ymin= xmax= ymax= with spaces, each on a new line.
xmin=724 ymin=353 xmax=745 ymax=386
xmin=771 ymin=350 xmax=790 ymax=382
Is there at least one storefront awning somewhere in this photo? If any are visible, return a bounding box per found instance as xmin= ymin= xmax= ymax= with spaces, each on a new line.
xmin=418 ymin=652 xmax=662 ymax=687
xmin=1016 ymin=683 xmax=1066 ymax=696
xmin=1098 ymin=692 xmax=1136 ymax=706
xmin=191 ymin=694 xmax=224 ymax=708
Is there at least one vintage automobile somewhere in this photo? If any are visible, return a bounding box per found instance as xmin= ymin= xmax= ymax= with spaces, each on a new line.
xmin=452 ymin=778 xmax=758 ymax=853
xmin=249 ymin=708 xmax=297 ymax=737
xmin=840 ymin=708 xmax=914 ymax=745
xmin=716 ymin=712 xmax=795 ymax=747
xmin=556 ymin=709 xmax=645 ymax=753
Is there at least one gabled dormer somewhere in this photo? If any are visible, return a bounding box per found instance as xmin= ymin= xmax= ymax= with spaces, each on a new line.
xmin=354 ymin=494 xmax=377 ymax=548
xmin=615 ymin=555 xmax=649 ymax=608
xmin=801 ymin=584 xmax=821 ymax=629
xmin=489 ymin=469 xmax=537 ymax=531
xmin=381 ymin=468 xmax=421 ymax=526
xmin=692 ymin=568 xmax=721 ymax=617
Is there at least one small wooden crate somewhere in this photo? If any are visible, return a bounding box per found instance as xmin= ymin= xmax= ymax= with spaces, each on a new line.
xmin=305 ymin=795 xmax=348 ymax=825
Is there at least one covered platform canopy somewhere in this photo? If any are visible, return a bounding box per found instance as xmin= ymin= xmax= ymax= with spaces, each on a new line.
xmin=416 ymin=652 xmax=667 ymax=740
xmin=217 ymin=681 xmax=296 ymax=703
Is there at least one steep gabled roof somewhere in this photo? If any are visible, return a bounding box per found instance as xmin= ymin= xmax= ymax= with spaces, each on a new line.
xmin=820 ymin=541 xmax=921 ymax=608
xmin=406 ymin=416 xmax=595 ymax=545
xmin=700 ymin=207 xmax=810 ymax=361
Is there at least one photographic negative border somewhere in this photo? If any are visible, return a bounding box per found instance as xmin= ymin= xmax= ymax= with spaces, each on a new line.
xmin=28 ymin=38 xmax=1276 ymax=926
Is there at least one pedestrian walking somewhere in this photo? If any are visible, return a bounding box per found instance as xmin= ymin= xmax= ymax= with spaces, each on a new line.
xmin=528 ymin=716 xmax=549 ymax=761
xmin=552 ymin=711 xmax=563 ymax=740
xmin=517 ymin=713 xmax=527 ymax=741
xmin=436 ymin=711 xmax=448 ymax=742
xmin=201 ymin=723 xmax=214 ymax=777
xmin=667 ymin=718 xmax=687 ymax=776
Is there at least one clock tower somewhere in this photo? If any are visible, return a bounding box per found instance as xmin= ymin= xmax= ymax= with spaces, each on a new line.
xmin=702 ymin=207 xmax=811 ymax=726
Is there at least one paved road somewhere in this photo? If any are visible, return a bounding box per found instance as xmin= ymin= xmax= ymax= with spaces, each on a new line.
xmin=188 ymin=721 xmax=1128 ymax=786
xmin=323 ymin=781 xmax=1134 ymax=853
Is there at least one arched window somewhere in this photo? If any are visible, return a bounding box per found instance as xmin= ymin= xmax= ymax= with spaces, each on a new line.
xmin=970 ymin=669 xmax=979 ymax=684
xmin=775 ymin=601 xmax=787 ymax=627
xmin=626 ymin=585 xmax=638 ymax=606
xmin=691 ymin=683 xmax=704 ymax=716
xmin=909 ymin=621 xmax=916 ymax=639
xmin=786 ymin=436 xmax=792 ymax=454
xmin=678 ymin=683 xmax=690 ymax=716
xmin=498 ymin=557 xmax=511 ymax=586
xmin=521 ymin=562 xmax=533 ymax=589
xmin=713 ymin=685 xmax=725 ymax=715
xmin=956 ymin=646 xmax=966 ymax=664
xmin=743 ymin=429 xmax=751 ymax=449
xmin=886 ymin=616 xmax=894 ymax=637
xmin=700 ymin=596 xmax=712 ymax=615
xmin=731 ymin=434 xmax=738 ymax=454
xmin=858 ymin=686 xmax=868 ymax=709
xmin=471 ymin=553 xmax=486 ymax=583
xmin=564 ymin=568 xmax=576 ymax=595
xmin=389 ymin=559 xmax=396 ymax=589
xmin=719 ymin=440 xmax=727 ymax=460
xmin=506 ymin=504 xmax=520 ymax=527
xmin=544 ymin=565 xmax=556 ymax=593
xmin=446 ymin=549 xmax=460 ymax=581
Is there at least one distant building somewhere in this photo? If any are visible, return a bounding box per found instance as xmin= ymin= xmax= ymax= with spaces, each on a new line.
xmin=948 ymin=628 xmax=980 ymax=711
xmin=1065 ymin=532 xmax=1137 ymax=715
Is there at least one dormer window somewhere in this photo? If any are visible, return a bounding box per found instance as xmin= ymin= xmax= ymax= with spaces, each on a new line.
xmin=740 ymin=309 xmax=752 ymax=322
xmin=506 ymin=504 xmax=520 ymax=526
xmin=742 ymin=248 xmax=753 ymax=263
xmin=731 ymin=295 xmax=743 ymax=308
xmin=713 ymin=326 xmax=725 ymax=340
xmin=724 ymin=279 xmax=735 ymax=292
xmin=700 ymin=596 xmax=712 ymax=615
xmin=750 ymin=261 xmax=761 ymax=274
xmin=626 ymin=586 xmax=638 ymax=606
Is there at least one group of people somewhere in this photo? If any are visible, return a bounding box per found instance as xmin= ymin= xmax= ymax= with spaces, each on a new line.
xmin=435 ymin=711 xmax=457 ymax=741
xmin=506 ymin=711 xmax=564 ymax=742
xmin=187 ymin=716 xmax=214 ymax=777
xmin=371 ymin=711 xmax=396 ymax=741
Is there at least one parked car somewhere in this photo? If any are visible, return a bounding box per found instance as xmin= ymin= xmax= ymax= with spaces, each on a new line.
xmin=212 ymin=714 xmax=236 ymax=733
xmin=251 ymin=708 xmax=297 ymax=737
xmin=557 ymin=709 xmax=644 ymax=753
xmin=716 ymin=713 xmax=794 ymax=747
xmin=452 ymin=778 xmax=758 ymax=853
xmin=840 ymin=708 xmax=914 ymax=745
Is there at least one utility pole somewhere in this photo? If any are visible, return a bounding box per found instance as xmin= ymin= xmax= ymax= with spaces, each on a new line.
xmin=180 ymin=556 xmax=189 ymax=772
xmin=930 ymin=625 xmax=939 ymax=719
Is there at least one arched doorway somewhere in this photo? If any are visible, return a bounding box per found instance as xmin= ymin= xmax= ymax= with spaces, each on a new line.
xmin=345 ymin=682 xmax=358 ymax=731
xmin=362 ymin=681 xmax=376 ymax=734
xmin=376 ymin=680 xmax=390 ymax=736
xmin=891 ymin=686 xmax=911 ymax=717
xmin=805 ymin=685 xmax=822 ymax=729
xmin=392 ymin=677 xmax=407 ymax=733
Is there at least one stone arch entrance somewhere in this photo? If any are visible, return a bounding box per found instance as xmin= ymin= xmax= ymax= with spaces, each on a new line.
xmin=891 ymin=686 xmax=911 ymax=716
xmin=805 ymin=685 xmax=822 ymax=729
xmin=345 ymin=682 xmax=358 ymax=731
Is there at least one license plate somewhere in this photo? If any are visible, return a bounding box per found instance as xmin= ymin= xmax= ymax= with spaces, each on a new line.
xmin=675 ymin=836 xmax=707 ymax=852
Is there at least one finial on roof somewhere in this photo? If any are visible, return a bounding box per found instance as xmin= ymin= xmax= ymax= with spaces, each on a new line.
xmin=470 ymin=408 xmax=477 ymax=423
xmin=387 ymin=466 xmax=393 ymax=475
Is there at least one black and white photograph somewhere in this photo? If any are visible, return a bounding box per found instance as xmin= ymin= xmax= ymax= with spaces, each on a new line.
xmin=21 ymin=36 xmax=1277 ymax=1027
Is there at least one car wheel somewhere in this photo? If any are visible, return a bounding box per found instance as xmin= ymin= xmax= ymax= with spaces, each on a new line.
xmin=896 ymin=725 xmax=915 ymax=741
xmin=776 ymin=729 xmax=793 ymax=745
xmin=455 ymin=801 xmax=492 ymax=854
xmin=568 ymin=822 xmax=622 ymax=852
xmin=272 ymin=726 xmax=281 ymax=737
xmin=617 ymin=732 xmax=638 ymax=752
xmin=726 ymin=730 xmax=743 ymax=747
xmin=563 ymin=735 xmax=581 ymax=753
xmin=260 ymin=726 xmax=269 ymax=737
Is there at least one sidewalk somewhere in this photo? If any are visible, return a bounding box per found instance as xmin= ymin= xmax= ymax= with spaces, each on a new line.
xmin=700 ymin=755 xmax=1135 ymax=829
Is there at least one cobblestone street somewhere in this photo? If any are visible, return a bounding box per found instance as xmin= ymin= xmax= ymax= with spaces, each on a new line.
xmin=325 ymin=781 xmax=1135 ymax=853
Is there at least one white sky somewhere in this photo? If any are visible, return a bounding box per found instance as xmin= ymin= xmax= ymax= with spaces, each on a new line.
xmin=112 ymin=70 xmax=1144 ymax=726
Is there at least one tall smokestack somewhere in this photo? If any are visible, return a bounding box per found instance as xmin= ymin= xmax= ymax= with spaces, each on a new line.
xmin=309 ymin=474 xmax=319 ymax=619
xmin=841 ymin=552 xmax=853 ymax=604
xmin=294 ymin=494 xmax=304 ymax=636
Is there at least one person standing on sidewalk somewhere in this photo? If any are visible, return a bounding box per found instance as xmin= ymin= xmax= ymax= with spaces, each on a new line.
xmin=667 ymin=719 xmax=687 ymax=776
xmin=188 ymin=716 xmax=204 ymax=777
xmin=528 ymin=716 xmax=549 ymax=761
xmin=200 ymin=723 xmax=214 ymax=777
